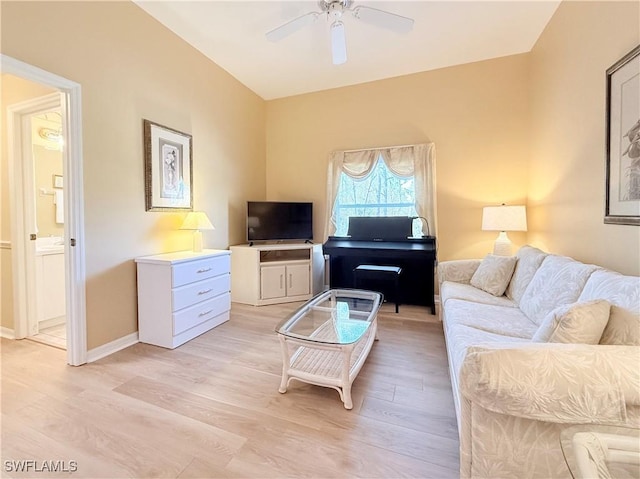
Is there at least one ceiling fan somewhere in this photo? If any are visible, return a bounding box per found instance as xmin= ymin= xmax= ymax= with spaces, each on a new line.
xmin=266 ymin=0 xmax=414 ymax=65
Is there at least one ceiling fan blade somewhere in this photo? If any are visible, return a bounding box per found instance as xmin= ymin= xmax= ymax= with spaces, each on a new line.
xmin=352 ymin=6 xmax=414 ymax=34
xmin=266 ymin=11 xmax=320 ymax=42
xmin=331 ymin=21 xmax=347 ymax=65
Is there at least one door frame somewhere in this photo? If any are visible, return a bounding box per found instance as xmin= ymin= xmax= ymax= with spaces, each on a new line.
xmin=3 ymin=54 xmax=87 ymax=366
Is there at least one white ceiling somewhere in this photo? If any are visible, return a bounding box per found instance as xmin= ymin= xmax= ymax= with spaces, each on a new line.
xmin=135 ymin=1 xmax=560 ymax=100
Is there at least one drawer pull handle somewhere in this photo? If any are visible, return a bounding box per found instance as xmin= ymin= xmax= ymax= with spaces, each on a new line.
xmin=199 ymin=309 xmax=213 ymax=317
xmin=198 ymin=289 xmax=213 ymax=295
xmin=197 ymin=268 xmax=212 ymax=273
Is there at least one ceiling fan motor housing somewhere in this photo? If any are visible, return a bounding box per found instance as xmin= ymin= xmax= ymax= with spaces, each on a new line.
xmin=319 ymin=0 xmax=353 ymax=18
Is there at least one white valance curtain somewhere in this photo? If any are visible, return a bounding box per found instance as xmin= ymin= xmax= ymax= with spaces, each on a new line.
xmin=323 ymin=142 xmax=437 ymax=239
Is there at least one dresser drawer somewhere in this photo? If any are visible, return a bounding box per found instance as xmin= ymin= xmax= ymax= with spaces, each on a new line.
xmin=172 ymin=274 xmax=230 ymax=311
xmin=172 ymin=254 xmax=230 ymax=287
xmin=173 ymin=292 xmax=231 ymax=335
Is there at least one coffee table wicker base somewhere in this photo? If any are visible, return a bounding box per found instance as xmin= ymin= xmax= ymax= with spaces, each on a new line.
xmin=278 ymin=318 xmax=377 ymax=409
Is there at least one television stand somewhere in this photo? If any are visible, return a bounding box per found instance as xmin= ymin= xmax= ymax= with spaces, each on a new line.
xmin=248 ymin=240 xmax=313 ymax=247
xmin=230 ymin=243 xmax=324 ymax=306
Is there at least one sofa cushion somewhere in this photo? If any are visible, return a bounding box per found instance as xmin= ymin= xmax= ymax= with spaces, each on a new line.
xmin=443 ymin=298 xmax=537 ymax=339
xmin=519 ymin=255 xmax=600 ymax=326
xmin=443 ymin=319 xmax=530 ymax=383
xmin=505 ymin=245 xmax=548 ymax=304
xmin=601 ymin=310 xmax=640 ymax=346
xmin=578 ymin=270 xmax=640 ymax=346
xmin=532 ymin=300 xmax=611 ymax=344
xmin=441 ymin=282 xmax=517 ymax=308
xmin=470 ymin=254 xmax=517 ymax=297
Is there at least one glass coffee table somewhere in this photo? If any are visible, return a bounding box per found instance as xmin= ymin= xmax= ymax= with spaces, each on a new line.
xmin=275 ymin=289 xmax=382 ymax=409
xmin=561 ymin=424 xmax=640 ymax=478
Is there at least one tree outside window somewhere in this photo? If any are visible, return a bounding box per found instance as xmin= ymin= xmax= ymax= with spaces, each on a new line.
xmin=334 ymin=156 xmax=422 ymax=237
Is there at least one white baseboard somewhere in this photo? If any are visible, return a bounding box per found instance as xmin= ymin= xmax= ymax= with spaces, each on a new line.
xmin=86 ymin=332 xmax=138 ymax=363
xmin=39 ymin=316 xmax=65 ymax=329
xmin=1 ymin=327 xmax=15 ymax=339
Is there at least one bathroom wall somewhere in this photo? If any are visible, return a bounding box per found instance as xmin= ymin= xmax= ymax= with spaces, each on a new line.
xmin=34 ymin=144 xmax=64 ymax=238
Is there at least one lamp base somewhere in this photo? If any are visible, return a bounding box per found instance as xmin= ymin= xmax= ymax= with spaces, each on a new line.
xmin=193 ymin=230 xmax=203 ymax=252
xmin=493 ymin=231 xmax=513 ymax=256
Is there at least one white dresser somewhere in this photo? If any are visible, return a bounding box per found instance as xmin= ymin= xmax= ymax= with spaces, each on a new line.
xmin=135 ymin=249 xmax=231 ymax=349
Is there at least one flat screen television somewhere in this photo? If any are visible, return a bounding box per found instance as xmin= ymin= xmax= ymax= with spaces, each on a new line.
xmin=247 ymin=201 xmax=313 ymax=242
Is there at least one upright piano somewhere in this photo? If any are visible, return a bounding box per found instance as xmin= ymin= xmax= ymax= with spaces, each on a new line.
xmin=322 ymin=217 xmax=437 ymax=314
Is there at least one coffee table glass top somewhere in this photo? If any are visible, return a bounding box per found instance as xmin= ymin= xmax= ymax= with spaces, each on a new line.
xmin=275 ymin=289 xmax=383 ymax=345
xmin=560 ymin=424 xmax=640 ymax=478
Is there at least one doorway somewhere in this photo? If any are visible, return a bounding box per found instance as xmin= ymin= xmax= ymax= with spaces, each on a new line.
xmin=2 ymin=54 xmax=87 ymax=365
xmin=13 ymin=97 xmax=66 ymax=349
xmin=31 ymin=108 xmax=67 ymax=349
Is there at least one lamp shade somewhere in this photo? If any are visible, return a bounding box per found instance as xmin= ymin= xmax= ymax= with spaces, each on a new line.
xmin=180 ymin=211 xmax=215 ymax=231
xmin=482 ymin=205 xmax=527 ymax=232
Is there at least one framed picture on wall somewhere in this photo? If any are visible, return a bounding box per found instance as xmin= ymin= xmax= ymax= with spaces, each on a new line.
xmin=605 ymin=45 xmax=640 ymax=225
xmin=144 ymin=119 xmax=193 ymax=211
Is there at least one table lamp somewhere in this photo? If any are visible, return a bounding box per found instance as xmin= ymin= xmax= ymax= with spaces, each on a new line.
xmin=180 ymin=211 xmax=214 ymax=252
xmin=481 ymin=204 xmax=527 ymax=256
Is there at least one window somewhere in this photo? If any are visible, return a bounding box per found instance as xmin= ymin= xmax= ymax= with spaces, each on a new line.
xmin=324 ymin=143 xmax=435 ymax=240
xmin=334 ymin=155 xmax=422 ymax=237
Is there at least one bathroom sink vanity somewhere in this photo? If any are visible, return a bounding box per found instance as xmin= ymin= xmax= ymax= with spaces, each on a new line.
xmin=35 ymin=237 xmax=65 ymax=330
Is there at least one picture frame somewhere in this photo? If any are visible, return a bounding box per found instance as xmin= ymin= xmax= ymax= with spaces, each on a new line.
xmin=143 ymin=119 xmax=193 ymax=211
xmin=605 ymin=45 xmax=640 ymax=225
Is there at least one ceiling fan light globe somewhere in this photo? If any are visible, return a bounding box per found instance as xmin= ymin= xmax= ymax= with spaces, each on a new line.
xmin=331 ymin=20 xmax=347 ymax=65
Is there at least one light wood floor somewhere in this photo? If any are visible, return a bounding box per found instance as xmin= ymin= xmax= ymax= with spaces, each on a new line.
xmin=28 ymin=323 xmax=67 ymax=350
xmin=1 ymin=302 xmax=459 ymax=478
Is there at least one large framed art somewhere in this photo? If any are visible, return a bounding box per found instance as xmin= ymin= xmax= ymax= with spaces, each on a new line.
xmin=144 ymin=119 xmax=193 ymax=211
xmin=605 ymin=45 xmax=640 ymax=225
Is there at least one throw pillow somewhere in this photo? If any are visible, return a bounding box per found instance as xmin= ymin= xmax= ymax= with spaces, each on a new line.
xmin=532 ymin=300 xmax=611 ymax=344
xmin=470 ymin=254 xmax=517 ymax=297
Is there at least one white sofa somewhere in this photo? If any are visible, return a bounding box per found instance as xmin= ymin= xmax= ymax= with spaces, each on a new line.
xmin=438 ymin=245 xmax=640 ymax=479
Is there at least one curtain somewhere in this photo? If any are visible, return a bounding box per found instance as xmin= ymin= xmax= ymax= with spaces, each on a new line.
xmin=323 ymin=143 xmax=437 ymax=239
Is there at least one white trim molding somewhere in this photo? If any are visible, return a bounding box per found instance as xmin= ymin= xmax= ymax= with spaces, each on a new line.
xmin=86 ymin=333 xmax=138 ymax=363
xmin=2 ymin=54 xmax=87 ymax=366
xmin=1 ymin=327 xmax=16 ymax=340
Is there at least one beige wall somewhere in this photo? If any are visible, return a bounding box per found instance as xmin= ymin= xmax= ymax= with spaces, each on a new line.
xmin=1 ymin=2 xmax=266 ymax=348
xmin=266 ymin=54 xmax=530 ymax=260
xmin=529 ymin=1 xmax=640 ymax=275
xmin=2 ymin=0 xmax=637 ymax=349
xmin=1 ymin=74 xmax=56 ymax=330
